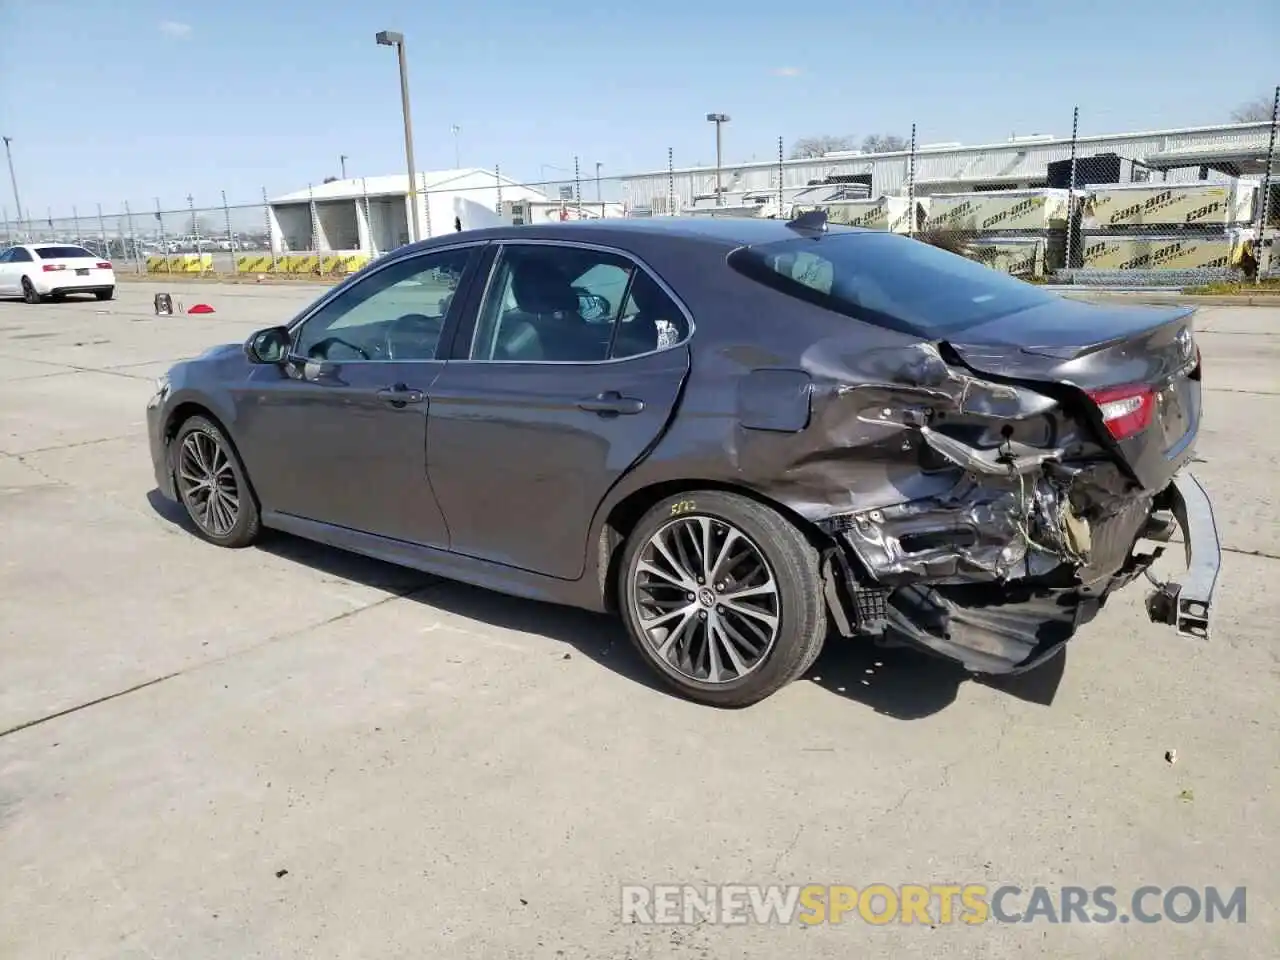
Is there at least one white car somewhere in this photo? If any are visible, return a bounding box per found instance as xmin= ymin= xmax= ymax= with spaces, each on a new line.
xmin=0 ymin=243 xmax=116 ymax=304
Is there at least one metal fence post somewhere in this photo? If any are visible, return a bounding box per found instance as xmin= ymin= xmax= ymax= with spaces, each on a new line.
xmin=777 ymin=135 xmax=784 ymax=218
xmin=221 ymin=190 xmax=234 ymax=273
xmin=495 ymin=164 xmax=503 ymax=224
xmin=263 ymin=186 xmax=278 ymax=272
xmin=2 ymin=205 xmax=9 ymax=246
xmin=907 ymin=123 xmax=917 ymax=237
xmin=72 ymin=205 xmax=82 ymax=245
xmin=668 ymin=147 xmax=675 ymax=216
xmin=421 ymin=171 xmax=432 ymax=239
xmin=96 ymin=203 xmax=108 ymax=259
xmin=156 ymin=197 xmax=170 ymax=273
xmin=307 ymin=183 xmax=319 ymax=271
xmin=124 ymin=200 xmax=139 ymax=273
xmin=190 ymin=194 xmax=205 ymax=273
xmin=1065 ymin=105 xmax=1080 ymax=272
xmin=574 ymin=155 xmax=582 ymax=219
xmin=361 ymin=177 xmax=374 ymax=258
xmin=1255 ymin=85 xmax=1279 ymax=283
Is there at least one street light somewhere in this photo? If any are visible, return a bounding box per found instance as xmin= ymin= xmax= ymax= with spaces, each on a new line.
xmin=376 ymin=30 xmax=420 ymax=242
xmin=706 ymin=113 xmax=730 ymax=206
xmin=339 ymin=154 xmax=348 ymax=178
xmin=2 ymin=136 xmax=23 ymax=237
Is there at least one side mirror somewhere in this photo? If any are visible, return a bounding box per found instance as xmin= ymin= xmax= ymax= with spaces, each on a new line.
xmin=245 ymin=326 xmax=291 ymax=364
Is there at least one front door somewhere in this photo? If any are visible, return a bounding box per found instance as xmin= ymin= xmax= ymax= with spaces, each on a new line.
xmin=427 ymin=241 xmax=692 ymax=579
xmin=232 ymin=243 xmax=481 ymax=546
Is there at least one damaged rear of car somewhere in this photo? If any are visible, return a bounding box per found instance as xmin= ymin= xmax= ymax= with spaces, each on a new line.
xmin=726 ymin=225 xmax=1220 ymax=677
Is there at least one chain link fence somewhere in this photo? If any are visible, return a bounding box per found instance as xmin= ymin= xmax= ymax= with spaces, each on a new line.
xmin=2 ymin=91 xmax=1276 ymax=287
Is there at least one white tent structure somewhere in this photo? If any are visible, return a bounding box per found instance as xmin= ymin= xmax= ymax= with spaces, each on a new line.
xmin=267 ymin=168 xmax=548 ymax=255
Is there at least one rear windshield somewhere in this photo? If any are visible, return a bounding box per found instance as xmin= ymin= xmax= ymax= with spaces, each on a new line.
xmin=35 ymin=246 xmax=94 ymax=259
xmin=727 ymin=231 xmax=1056 ymax=336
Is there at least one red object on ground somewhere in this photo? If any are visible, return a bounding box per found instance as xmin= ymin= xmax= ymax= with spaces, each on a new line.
xmin=188 ymin=303 xmax=215 ymax=314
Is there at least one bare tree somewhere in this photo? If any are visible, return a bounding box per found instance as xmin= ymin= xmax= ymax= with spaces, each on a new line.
xmin=790 ymin=135 xmax=856 ymax=159
xmin=1231 ymin=95 xmax=1277 ymax=123
xmin=860 ymin=134 xmax=908 ymax=153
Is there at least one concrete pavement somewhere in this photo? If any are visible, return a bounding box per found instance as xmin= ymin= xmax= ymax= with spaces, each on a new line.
xmin=1 ymin=283 xmax=1276 ymax=958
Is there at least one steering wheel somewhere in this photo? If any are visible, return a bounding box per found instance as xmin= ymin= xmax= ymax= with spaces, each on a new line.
xmin=384 ymin=313 xmax=443 ymax=360
xmin=308 ymin=335 xmax=371 ymax=360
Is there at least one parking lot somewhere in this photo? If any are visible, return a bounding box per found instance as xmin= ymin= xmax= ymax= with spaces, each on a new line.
xmin=0 ymin=282 xmax=1275 ymax=958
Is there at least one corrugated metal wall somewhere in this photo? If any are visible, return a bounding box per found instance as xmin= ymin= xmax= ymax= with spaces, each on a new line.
xmin=622 ymin=123 xmax=1273 ymax=210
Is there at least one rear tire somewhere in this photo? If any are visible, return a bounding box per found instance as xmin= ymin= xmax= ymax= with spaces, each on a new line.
xmin=618 ymin=490 xmax=827 ymax=708
xmin=95 ymin=287 xmax=115 ymax=301
xmin=170 ymin=415 xmax=262 ymax=548
xmin=20 ymin=277 xmax=42 ymax=304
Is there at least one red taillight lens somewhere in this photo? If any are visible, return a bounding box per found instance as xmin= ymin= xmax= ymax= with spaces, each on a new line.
xmin=96 ymin=261 xmax=112 ymax=270
xmin=1088 ymin=384 xmax=1155 ymax=440
xmin=42 ymin=263 xmax=65 ymax=272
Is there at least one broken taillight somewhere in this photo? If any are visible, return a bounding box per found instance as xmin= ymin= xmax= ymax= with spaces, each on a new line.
xmin=1088 ymin=384 xmax=1155 ymax=440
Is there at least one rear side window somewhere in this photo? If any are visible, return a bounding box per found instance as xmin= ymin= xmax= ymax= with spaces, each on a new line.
xmin=727 ymin=231 xmax=1055 ymax=337
xmin=35 ymin=246 xmax=94 ymax=259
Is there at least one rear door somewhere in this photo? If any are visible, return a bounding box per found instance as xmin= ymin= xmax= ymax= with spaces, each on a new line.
xmin=427 ymin=240 xmax=692 ymax=579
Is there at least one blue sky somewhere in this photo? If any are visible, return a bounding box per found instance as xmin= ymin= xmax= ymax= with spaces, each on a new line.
xmin=0 ymin=0 xmax=1275 ymax=217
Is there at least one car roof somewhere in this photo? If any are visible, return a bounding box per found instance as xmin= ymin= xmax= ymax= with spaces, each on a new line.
xmin=405 ymin=215 xmax=869 ymax=254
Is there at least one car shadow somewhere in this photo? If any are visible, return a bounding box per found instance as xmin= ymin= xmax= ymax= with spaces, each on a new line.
xmin=146 ymin=490 xmax=1065 ymax=718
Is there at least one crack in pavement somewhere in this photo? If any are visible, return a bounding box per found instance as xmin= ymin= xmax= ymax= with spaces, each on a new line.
xmin=12 ymin=433 xmax=146 ymax=456
xmin=1204 ymin=387 xmax=1278 ymax=398
xmin=0 ymin=352 xmax=180 ymax=382
xmin=0 ymin=579 xmax=442 ymax=740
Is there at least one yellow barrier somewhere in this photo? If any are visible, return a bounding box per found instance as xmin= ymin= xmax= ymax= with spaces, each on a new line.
xmin=234 ymin=254 xmax=279 ymax=273
xmin=146 ymin=254 xmax=213 ymax=274
xmin=231 ymin=252 xmax=373 ymax=275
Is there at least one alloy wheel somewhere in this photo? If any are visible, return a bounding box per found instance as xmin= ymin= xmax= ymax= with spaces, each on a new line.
xmin=176 ymin=430 xmax=240 ymax=537
xmin=630 ymin=515 xmax=781 ymax=684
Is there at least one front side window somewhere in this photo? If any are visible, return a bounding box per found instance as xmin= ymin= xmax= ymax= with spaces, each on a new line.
xmin=35 ymin=246 xmax=94 ymax=259
xmin=293 ymin=247 xmax=473 ymax=362
xmin=470 ymin=244 xmax=686 ymax=362
xmin=728 ymin=231 xmax=1056 ymax=336
xmin=10 ymin=247 xmax=32 ymax=262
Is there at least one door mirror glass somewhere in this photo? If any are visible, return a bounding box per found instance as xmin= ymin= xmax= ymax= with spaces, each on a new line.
xmin=245 ymin=326 xmax=291 ymax=364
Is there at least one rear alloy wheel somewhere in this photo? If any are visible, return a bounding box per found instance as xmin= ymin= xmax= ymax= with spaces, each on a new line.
xmin=21 ymin=277 xmax=42 ymax=304
xmin=619 ymin=491 xmax=827 ymax=708
xmin=172 ymin=415 xmax=261 ymax=548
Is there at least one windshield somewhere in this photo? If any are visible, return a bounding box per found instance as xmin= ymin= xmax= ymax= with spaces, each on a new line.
xmin=36 ymin=246 xmax=95 ymax=259
xmin=727 ymin=231 xmax=1056 ymax=336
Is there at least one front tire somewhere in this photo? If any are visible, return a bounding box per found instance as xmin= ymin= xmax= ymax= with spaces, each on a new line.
xmin=21 ymin=277 xmax=42 ymax=304
xmin=171 ymin=415 xmax=261 ymax=548
xmin=618 ymin=490 xmax=827 ymax=708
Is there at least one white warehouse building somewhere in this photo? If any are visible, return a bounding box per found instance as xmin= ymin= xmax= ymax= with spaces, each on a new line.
xmin=266 ymin=168 xmax=548 ymax=255
xmin=619 ymin=120 xmax=1279 ymax=214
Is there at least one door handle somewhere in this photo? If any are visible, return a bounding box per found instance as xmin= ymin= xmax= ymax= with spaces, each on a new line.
xmin=376 ymin=384 xmax=425 ymax=407
xmin=576 ymin=391 xmax=644 ymax=416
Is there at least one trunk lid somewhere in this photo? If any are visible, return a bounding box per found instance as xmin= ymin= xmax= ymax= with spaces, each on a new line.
xmin=943 ymin=297 xmax=1202 ymax=491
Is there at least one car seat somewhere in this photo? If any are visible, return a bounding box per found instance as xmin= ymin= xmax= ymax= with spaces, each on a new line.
xmin=499 ymin=259 xmax=603 ymax=361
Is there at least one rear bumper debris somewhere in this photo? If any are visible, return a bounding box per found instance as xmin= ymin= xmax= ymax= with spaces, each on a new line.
xmin=1144 ymin=472 xmax=1220 ymax=640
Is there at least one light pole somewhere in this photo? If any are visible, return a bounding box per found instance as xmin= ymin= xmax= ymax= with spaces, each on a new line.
xmin=595 ymin=162 xmax=602 ymax=203
xmin=450 ymin=125 xmax=461 ymax=168
xmin=376 ymin=30 xmax=420 ymax=242
xmin=706 ymin=113 xmax=730 ymax=206
xmin=2 ymin=136 xmax=23 ymax=237
xmin=339 ymin=154 xmax=348 ymax=178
